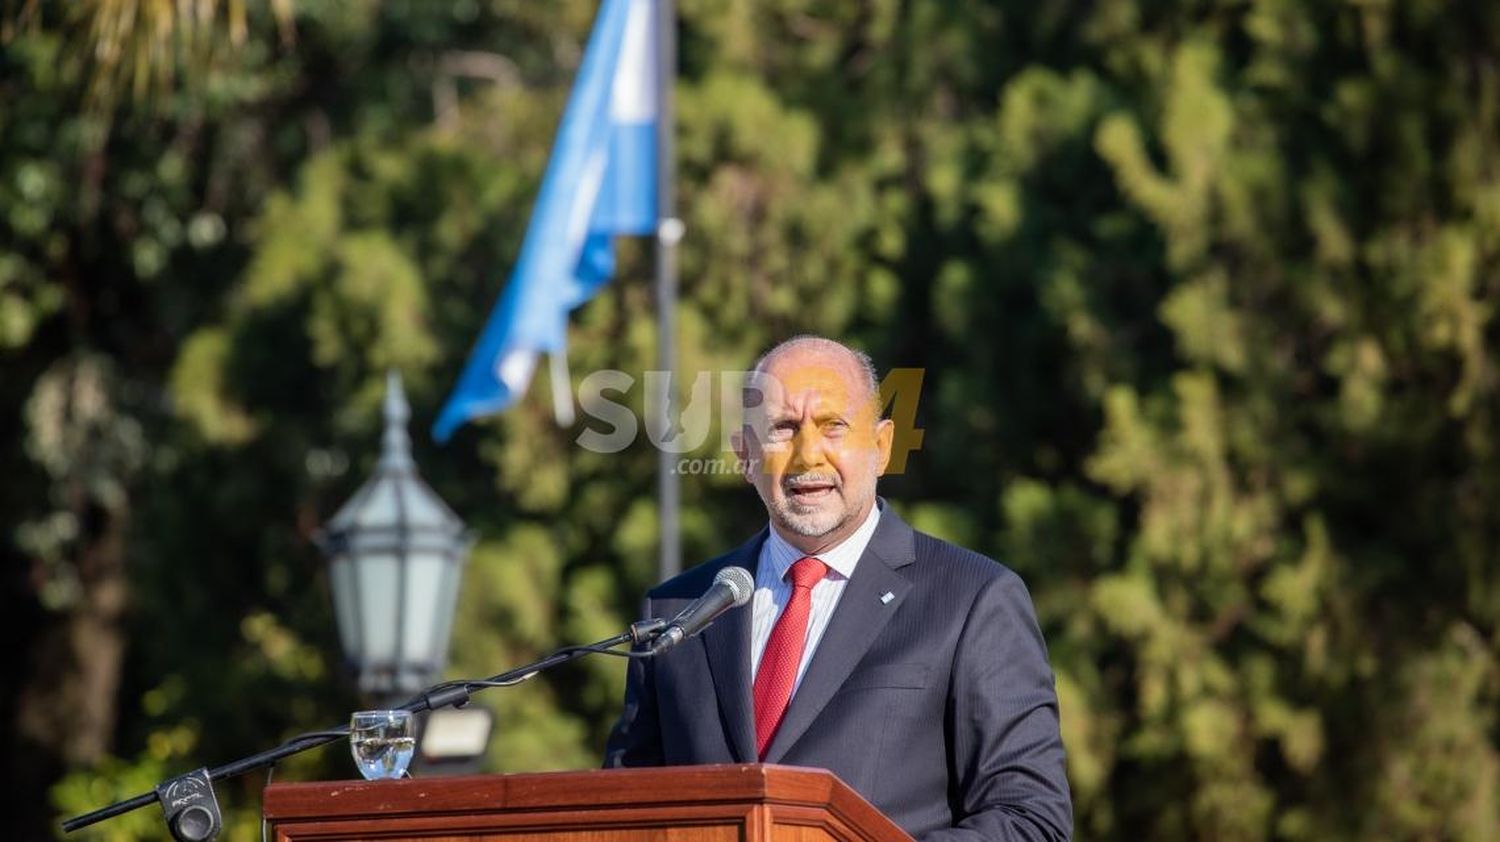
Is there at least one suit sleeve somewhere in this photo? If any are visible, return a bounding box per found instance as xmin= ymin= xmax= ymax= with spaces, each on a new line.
xmin=922 ymin=570 xmax=1073 ymax=842
xmin=603 ymin=597 xmax=665 ymax=768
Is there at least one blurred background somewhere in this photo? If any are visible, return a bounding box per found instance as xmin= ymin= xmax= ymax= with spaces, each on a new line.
xmin=4 ymin=1 xmax=1500 ymax=839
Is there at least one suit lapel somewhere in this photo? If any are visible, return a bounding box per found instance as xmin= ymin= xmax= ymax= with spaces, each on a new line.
xmin=700 ymin=530 xmax=765 ymax=763
xmin=762 ymin=505 xmax=917 ymax=763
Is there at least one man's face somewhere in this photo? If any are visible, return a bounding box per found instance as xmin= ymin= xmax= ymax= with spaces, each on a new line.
xmin=735 ymin=349 xmax=893 ymax=552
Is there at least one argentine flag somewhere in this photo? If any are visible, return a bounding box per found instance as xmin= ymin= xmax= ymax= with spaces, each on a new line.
xmin=433 ymin=0 xmax=659 ymax=442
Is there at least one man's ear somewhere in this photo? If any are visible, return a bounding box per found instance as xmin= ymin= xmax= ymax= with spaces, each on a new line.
xmin=874 ymin=418 xmax=895 ymax=476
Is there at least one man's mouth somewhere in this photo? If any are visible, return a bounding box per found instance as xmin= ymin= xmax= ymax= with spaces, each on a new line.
xmin=785 ymin=480 xmax=838 ymax=503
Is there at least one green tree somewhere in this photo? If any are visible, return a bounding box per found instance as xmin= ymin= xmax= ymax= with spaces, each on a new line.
xmin=4 ymin=2 xmax=1499 ymax=840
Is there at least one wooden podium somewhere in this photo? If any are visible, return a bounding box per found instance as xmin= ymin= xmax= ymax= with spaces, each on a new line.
xmin=262 ymin=764 xmax=912 ymax=841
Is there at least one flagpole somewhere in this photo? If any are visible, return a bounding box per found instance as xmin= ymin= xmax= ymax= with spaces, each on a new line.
xmin=655 ymin=0 xmax=682 ymax=581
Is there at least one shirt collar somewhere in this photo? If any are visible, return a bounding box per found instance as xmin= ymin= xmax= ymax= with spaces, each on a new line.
xmin=762 ymin=501 xmax=882 ymax=583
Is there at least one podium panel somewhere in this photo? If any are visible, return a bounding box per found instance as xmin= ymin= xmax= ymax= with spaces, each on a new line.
xmin=262 ymin=764 xmax=911 ymax=841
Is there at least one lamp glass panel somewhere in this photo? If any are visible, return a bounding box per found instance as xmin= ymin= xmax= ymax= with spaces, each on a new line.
xmin=329 ymin=554 xmax=360 ymax=658
xmin=400 ymin=549 xmax=448 ymax=667
xmin=431 ymin=553 xmax=463 ymax=675
xmin=355 ymin=552 xmax=400 ymax=665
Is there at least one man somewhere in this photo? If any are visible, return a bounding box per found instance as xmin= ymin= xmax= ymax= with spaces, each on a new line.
xmin=605 ymin=336 xmax=1072 ymax=841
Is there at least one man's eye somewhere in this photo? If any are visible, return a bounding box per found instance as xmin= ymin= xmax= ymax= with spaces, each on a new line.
xmin=824 ymin=420 xmax=848 ymax=436
xmin=767 ymin=425 xmax=795 ymax=441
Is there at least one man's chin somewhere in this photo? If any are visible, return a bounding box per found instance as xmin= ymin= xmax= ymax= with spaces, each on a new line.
xmin=774 ymin=507 xmax=846 ymax=539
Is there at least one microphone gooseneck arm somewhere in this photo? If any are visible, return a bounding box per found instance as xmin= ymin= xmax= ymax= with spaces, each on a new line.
xmin=64 ymin=578 xmax=740 ymax=837
xmin=61 ymin=623 xmax=663 ymax=836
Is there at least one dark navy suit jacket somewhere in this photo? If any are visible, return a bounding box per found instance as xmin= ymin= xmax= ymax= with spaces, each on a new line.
xmin=605 ymin=504 xmax=1072 ymax=840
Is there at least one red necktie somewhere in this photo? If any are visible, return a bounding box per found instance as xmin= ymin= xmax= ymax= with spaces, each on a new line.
xmin=753 ymin=556 xmax=828 ymax=759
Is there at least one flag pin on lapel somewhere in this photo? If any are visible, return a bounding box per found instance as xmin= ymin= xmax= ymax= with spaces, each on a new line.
xmin=880 ymin=591 xmax=895 ymax=605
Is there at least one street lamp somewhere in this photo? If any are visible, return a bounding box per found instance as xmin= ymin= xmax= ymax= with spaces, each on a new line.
xmin=317 ymin=371 xmax=472 ymax=703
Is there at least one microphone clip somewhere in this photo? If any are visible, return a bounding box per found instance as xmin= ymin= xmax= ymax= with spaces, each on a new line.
xmin=629 ymin=618 xmax=668 ymax=648
xmin=156 ymin=768 xmax=221 ymax=842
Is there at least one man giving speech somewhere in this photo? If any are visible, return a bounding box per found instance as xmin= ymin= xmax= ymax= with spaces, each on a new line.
xmin=606 ymin=336 xmax=1072 ymax=841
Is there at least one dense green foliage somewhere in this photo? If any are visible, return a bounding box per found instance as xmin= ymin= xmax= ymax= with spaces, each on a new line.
xmin=4 ymin=1 xmax=1500 ymax=839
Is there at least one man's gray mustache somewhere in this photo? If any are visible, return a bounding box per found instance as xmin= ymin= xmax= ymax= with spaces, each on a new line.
xmin=783 ymin=474 xmax=841 ymax=490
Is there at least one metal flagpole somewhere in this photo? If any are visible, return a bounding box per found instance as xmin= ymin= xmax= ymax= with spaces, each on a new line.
xmin=655 ymin=0 xmax=682 ymax=581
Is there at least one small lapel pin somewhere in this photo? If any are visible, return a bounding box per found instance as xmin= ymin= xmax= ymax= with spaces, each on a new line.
xmin=880 ymin=591 xmax=895 ymax=605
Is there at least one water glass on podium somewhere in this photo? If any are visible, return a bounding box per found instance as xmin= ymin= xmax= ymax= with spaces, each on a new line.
xmin=349 ymin=710 xmax=415 ymax=780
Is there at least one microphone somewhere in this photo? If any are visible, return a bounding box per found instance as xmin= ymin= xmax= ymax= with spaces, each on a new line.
xmin=648 ymin=566 xmax=755 ymax=654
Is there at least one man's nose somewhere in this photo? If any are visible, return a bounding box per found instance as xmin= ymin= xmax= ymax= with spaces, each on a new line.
xmin=789 ymin=424 xmax=827 ymax=470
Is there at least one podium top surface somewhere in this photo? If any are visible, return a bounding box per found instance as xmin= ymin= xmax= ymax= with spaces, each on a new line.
xmin=263 ymin=763 xmax=909 ymax=840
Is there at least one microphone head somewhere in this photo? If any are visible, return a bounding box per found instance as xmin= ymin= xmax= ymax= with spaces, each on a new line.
xmin=713 ymin=566 xmax=755 ymax=607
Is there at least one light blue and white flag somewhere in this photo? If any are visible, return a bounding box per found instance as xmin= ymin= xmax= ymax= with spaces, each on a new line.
xmin=433 ymin=0 xmax=658 ymax=442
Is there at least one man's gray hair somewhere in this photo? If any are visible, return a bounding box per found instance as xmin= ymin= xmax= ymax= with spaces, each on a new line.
xmin=746 ymin=334 xmax=881 ymax=412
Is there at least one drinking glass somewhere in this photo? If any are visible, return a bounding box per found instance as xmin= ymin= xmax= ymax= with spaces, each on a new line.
xmin=349 ymin=710 xmax=415 ymax=780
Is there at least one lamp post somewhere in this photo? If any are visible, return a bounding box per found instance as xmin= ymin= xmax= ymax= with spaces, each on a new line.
xmin=317 ymin=371 xmax=472 ymax=704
